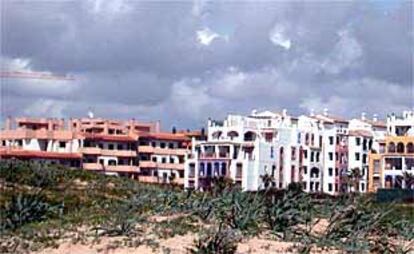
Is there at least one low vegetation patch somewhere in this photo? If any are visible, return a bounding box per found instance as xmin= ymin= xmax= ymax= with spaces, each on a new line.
xmin=0 ymin=160 xmax=413 ymax=253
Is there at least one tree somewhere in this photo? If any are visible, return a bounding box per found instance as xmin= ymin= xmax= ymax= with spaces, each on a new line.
xmin=347 ymin=167 xmax=362 ymax=193
xmin=260 ymin=173 xmax=275 ymax=189
xmin=402 ymin=172 xmax=414 ymax=189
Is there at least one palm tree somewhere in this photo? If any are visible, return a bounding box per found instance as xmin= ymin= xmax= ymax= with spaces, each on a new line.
xmin=260 ymin=173 xmax=275 ymax=189
xmin=347 ymin=167 xmax=362 ymax=193
xmin=402 ymin=172 xmax=414 ymax=189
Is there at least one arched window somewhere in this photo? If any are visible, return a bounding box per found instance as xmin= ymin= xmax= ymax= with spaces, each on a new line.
xmin=388 ymin=142 xmax=396 ymax=153
xmin=212 ymin=131 xmax=222 ymax=139
xmin=227 ymin=131 xmax=239 ymax=140
xmin=397 ymin=142 xmax=405 ymax=153
xmin=244 ymin=131 xmax=257 ymax=141
xmin=407 ymin=143 xmax=414 ymax=153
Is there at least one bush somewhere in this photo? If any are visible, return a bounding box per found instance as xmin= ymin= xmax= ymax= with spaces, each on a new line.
xmin=1 ymin=192 xmax=63 ymax=231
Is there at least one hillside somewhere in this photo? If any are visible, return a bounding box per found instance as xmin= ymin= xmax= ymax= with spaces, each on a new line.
xmin=0 ymin=160 xmax=413 ymax=253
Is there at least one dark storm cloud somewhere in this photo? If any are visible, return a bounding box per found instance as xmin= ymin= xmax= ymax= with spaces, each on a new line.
xmin=1 ymin=0 xmax=412 ymax=129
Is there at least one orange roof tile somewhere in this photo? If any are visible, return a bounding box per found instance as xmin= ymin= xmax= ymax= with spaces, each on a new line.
xmin=140 ymin=132 xmax=190 ymax=141
xmin=349 ymin=130 xmax=373 ymax=137
xmin=83 ymin=133 xmax=136 ymax=142
xmin=362 ymin=119 xmax=386 ymax=128
xmin=0 ymin=149 xmax=82 ymax=159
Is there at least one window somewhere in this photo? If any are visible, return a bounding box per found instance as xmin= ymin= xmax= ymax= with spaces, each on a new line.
xmin=303 ymin=166 xmax=307 ymax=174
xmin=355 ymin=153 xmax=360 ymax=161
xmin=329 ymin=136 xmax=334 ymax=145
xmin=335 ymin=168 xmax=339 ymax=176
xmin=270 ymin=146 xmax=274 ymax=159
xmin=329 ymin=152 xmax=333 ymax=161
xmin=59 ymin=141 xmax=66 ymax=148
xmin=152 ymin=157 xmax=157 ymax=162
xmin=356 ymin=137 xmax=361 ymax=146
xmin=315 ymin=182 xmax=319 ymax=191
xmin=117 ymin=144 xmax=123 ymax=150
xmin=168 ymin=143 xmax=174 ymax=149
xmin=316 ymin=152 xmax=320 ymax=162
xmin=335 ymin=184 xmax=338 ymax=192
xmin=169 ymin=157 xmax=174 ymax=163
xmin=303 ymin=150 xmax=308 ymax=159
xmin=108 ymin=144 xmax=114 ymax=150
xmin=310 ymin=151 xmax=314 ymax=162
xmin=361 ymin=183 xmax=365 ymax=191
xmin=362 ymin=154 xmax=367 ymax=164
xmin=161 ymin=157 xmax=167 ymax=163
xmin=160 ymin=142 xmax=166 ymax=149
xmin=151 ymin=142 xmax=156 ymax=147
xmin=310 ymin=182 xmax=314 ymax=191
xmin=303 ymin=182 xmax=307 ymax=190
xmin=108 ymin=160 xmax=116 ymax=165
xmin=328 ymin=183 xmax=333 ymax=192
xmin=328 ymin=168 xmax=333 ymax=176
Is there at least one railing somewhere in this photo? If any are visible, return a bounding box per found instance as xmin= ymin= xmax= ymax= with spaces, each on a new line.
xmin=138 ymin=145 xmax=188 ymax=156
xmin=101 ymin=149 xmax=136 ymax=157
xmin=106 ymin=165 xmax=139 ymax=172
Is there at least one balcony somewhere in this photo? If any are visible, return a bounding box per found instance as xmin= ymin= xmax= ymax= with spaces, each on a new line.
xmin=81 ymin=147 xmax=102 ymax=155
xmin=200 ymin=153 xmax=217 ymax=159
xmin=139 ymin=161 xmax=157 ymax=168
xmin=101 ymin=149 xmax=136 ymax=157
xmin=157 ymin=163 xmax=184 ymax=170
xmin=139 ymin=176 xmax=159 ymax=183
xmin=138 ymin=145 xmax=188 ymax=156
xmin=106 ymin=165 xmax=139 ymax=173
xmin=138 ymin=145 xmax=155 ymax=153
xmin=82 ymin=163 xmax=103 ymax=171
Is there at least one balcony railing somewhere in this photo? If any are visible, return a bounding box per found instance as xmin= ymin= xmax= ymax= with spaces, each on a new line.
xmin=138 ymin=145 xmax=188 ymax=156
xmin=106 ymin=165 xmax=139 ymax=172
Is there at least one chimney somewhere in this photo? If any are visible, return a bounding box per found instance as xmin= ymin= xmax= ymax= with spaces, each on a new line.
xmin=68 ymin=118 xmax=73 ymax=131
xmin=155 ymin=120 xmax=160 ymax=133
xmin=5 ymin=116 xmax=12 ymax=130
xmin=282 ymin=108 xmax=287 ymax=117
xmin=323 ymin=108 xmax=329 ymax=116
xmin=361 ymin=112 xmax=366 ymax=121
xmin=310 ymin=108 xmax=315 ymax=117
xmin=48 ymin=119 xmax=53 ymax=130
xmin=373 ymin=114 xmax=378 ymax=122
xmin=104 ymin=120 xmax=109 ymax=134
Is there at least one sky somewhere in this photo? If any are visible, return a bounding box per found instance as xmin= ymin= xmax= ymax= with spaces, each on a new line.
xmin=1 ymin=0 xmax=413 ymax=130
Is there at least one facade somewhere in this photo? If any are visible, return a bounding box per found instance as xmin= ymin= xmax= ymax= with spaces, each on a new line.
xmin=0 ymin=117 xmax=196 ymax=186
xmin=368 ymin=111 xmax=414 ymax=192
xmin=184 ymin=109 xmax=394 ymax=194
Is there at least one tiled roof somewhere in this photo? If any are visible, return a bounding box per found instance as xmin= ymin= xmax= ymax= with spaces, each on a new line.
xmin=0 ymin=149 xmax=82 ymax=159
xmin=83 ymin=133 xmax=136 ymax=142
xmin=361 ymin=119 xmax=386 ymax=128
xmin=349 ymin=130 xmax=373 ymax=137
xmin=140 ymin=132 xmax=190 ymax=141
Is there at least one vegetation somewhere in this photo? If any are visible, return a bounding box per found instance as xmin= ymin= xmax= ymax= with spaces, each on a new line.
xmin=0 ymin=160 xmax=413 ymax=253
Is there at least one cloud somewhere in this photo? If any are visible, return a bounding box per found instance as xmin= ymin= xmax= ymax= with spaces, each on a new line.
xmin=269 ymin=24 xmax=291 ymax=50
xmin=1 ymin=0 xmax=412 ymax=129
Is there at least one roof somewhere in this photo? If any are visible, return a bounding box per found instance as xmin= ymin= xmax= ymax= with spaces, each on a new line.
xmin=361 ymin=119 xmax=386 ymax=128
xmin=83 ymin=133 xmax=136 ymax=142
xmin=0 ymin=149 xmax=82 ymax=159
xmin=349 ymin=130 xmax=373 ymax=137
xmin=312 ymin=114 xmax=349 ymax=124
xmin=140 ymin=132 xmax=190 ymax=141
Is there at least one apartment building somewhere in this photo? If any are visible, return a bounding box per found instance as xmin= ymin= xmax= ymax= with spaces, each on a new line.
xmin=185 ymin=110 xmax=288 ymax=191
xmin=184 ymin=109 xmax=392 ymax=194
xmin=0 ymin=117 xmax=192 ymax=186
xmin=368 ymin=111 xmax=414 ymax=192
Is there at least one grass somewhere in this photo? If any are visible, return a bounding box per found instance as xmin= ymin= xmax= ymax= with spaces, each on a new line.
xmin=0 ymin=160 xmax=413 ymax=253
